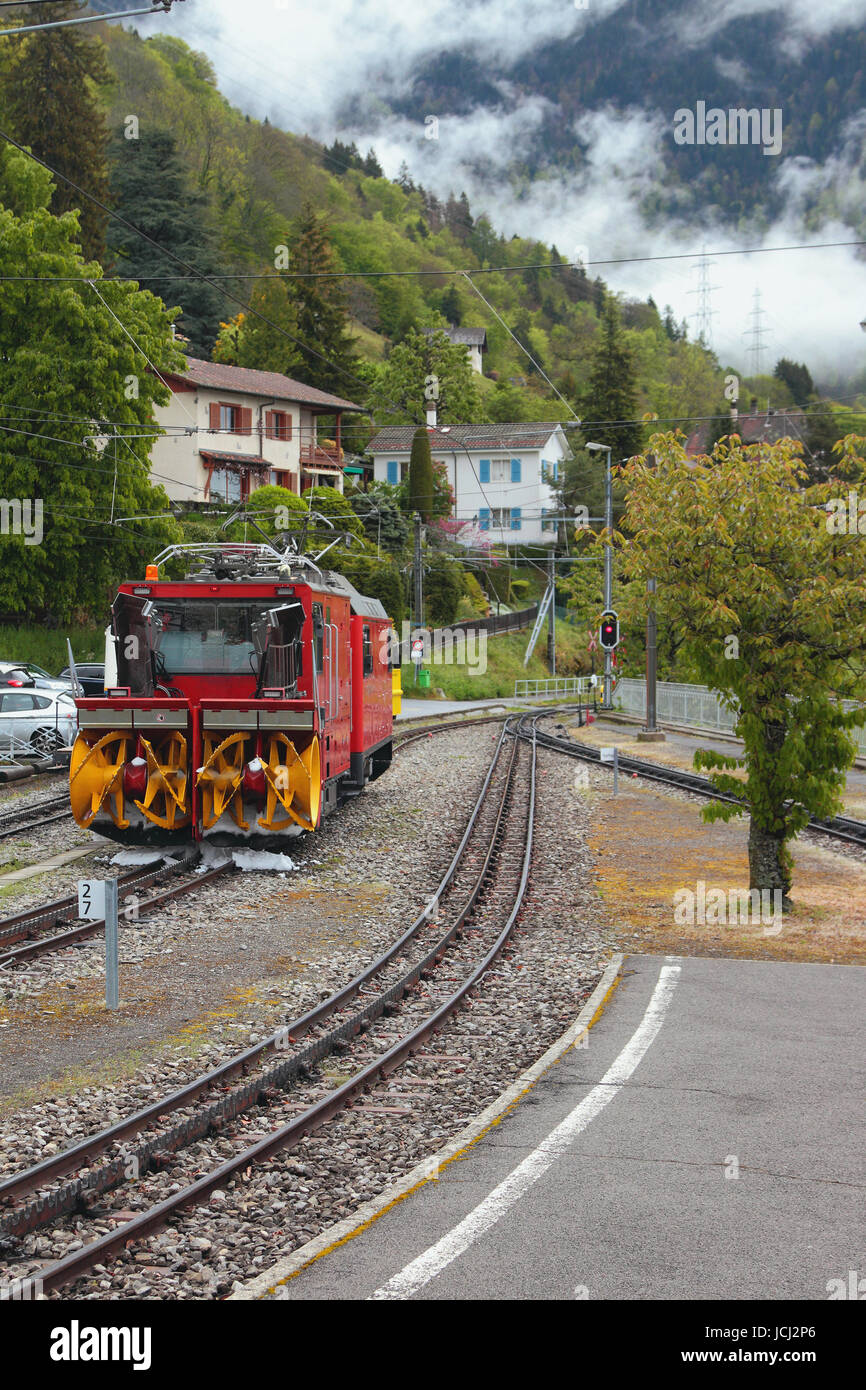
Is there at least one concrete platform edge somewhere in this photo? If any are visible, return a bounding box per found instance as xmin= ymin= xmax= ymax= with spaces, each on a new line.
xmin=229 ymin=951 xmax=625 ymax=1301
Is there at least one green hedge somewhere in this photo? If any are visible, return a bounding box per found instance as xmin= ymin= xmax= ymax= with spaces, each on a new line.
xmin=0 ymin=625 xmax=104 ymax=674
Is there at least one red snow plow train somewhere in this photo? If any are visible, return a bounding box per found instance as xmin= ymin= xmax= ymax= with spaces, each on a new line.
xmin=69 ymin=533 xmax=395 ymax=847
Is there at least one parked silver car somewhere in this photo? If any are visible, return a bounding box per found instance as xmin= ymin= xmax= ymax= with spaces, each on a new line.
xmin=0 ymin=689 xmax=78 ymax=755
xmin=0 ymin=661 xmax=74 ymax=693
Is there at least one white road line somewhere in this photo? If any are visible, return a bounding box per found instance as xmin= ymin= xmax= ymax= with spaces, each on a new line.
xmin=370 ymin=962 xmax=682 ymax=1300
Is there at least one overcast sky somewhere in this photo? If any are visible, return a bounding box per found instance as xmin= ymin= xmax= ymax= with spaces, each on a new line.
xmin=152 ymin=0 xmax=866 ymax=384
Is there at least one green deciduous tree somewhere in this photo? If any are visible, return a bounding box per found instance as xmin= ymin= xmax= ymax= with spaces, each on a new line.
xmin=609 ymin=430 xmax=866 ymax=900
xmin=348 ymin=482 xmax=409 ymax=555
xmin=424 ymin=551 xmax=464 ymax=627
xmin=212 ymin=276 xmax=303 ymax=377
xmin=2 ymin=0 xmax=111 ymax=262
xmin=0 ymin=141 xmax=183 ymax=622
xmin=367 ymin=328 xmax=482 ymax=425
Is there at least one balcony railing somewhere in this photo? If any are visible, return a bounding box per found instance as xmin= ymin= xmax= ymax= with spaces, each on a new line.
xmin=299 ymin=444 xmax=342 ymax=468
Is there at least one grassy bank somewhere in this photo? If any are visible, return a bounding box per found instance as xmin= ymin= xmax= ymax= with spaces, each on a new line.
xmin=400 ymin=622 xmax=592 ymax=700
xmin=0 ymin=626 xmax=104 ymax=674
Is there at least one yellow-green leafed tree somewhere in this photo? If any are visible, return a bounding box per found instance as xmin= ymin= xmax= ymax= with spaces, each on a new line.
xmin=609 ymin=430 xmax=866 ymax=900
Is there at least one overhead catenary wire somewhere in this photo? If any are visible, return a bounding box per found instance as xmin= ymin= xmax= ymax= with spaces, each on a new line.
xmin=2 ymin=236 xmax=864 ymax=283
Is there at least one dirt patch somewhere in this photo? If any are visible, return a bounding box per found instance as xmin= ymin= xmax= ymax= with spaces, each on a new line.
xmin=588 ymin=783 xmax=866 ymax=964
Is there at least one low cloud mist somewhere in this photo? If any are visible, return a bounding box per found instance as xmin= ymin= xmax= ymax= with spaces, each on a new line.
xmin=166 ymin=0 xmax=866 ymax=383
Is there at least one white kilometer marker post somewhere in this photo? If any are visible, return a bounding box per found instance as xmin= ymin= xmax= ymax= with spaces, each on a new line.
xmin=600 ymin=745 xmax=618 ymax=793
xmin=370 ymin=963 xmax=681 ymax=1300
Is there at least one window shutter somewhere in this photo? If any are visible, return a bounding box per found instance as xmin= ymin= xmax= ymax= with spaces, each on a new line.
xmin=239 ymin=407 xmax=253 ymax=436
xmin=553 ymin=460 xmax=559 ymax=481
xmin=511 ymin=458 xmax=521 ymax=483
xmin=510 ymin=507 xmax=521 ymax=531
xmin=479 ymin=458 xmax=490 ymax=484
xmin=283 ymin=413 xmax=292 ymax=441
xmin=209 ymin=402 xmax=220 ymax=431
xmin=479 ymin=507 xmax=490 ymax=532
xmin=264 ymin=410 xmax=274 ymax=439
xmin=387 ymin=460 xmax=398 ymax=485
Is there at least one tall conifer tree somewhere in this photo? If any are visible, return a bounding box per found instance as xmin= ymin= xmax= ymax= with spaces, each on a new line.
xmin=106 ymin=128 xmax=226 ymax=357
xmin=288 ymin=202 xmax=359 ymax=396
xmin=582 ymin=296 xmax=643 ymax=460
xmin=2 ymin=0 xmax=110 ymax=262
xmin=408 ymin=425 xmax=434 ymax=522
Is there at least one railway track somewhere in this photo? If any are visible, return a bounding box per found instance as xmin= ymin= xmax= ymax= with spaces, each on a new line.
xmin=0 ymin=711 xmax=524 ymax=975
xmin=0 ymin=857 xmax=230 ymax=970
xmin=530 ymin=721 xmax=866 ymax=848
xmin=0 ymin=793 xmax=72 ymax=842
xmin=0 ymin=710 xmax=544 ymax=1297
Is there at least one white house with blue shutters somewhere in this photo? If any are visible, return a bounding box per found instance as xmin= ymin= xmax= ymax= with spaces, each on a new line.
xmin=366 ymin=422 xmax=570 ymax=545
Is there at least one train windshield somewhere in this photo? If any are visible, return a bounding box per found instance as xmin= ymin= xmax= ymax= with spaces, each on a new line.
xmin=113 ymin=594 xmax=305 ymax=691
xmin=155 ymin=601 xmax=258 ymax=677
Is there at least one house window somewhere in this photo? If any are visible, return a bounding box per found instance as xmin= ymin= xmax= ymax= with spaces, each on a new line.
xmin=542 ymin=458 xmax=559 ymax=483
xmin=541 ymin=508 xmax=556 ymax=532
xmin=266 ymin=410 xmax=292 ymax=441
xmin=209 ymin=467 xmax=243 ymax=503
xmin=481 ymin=457 xmax=522 ymax=483
xmin=209 ymin=402 xmax=252 ymax=435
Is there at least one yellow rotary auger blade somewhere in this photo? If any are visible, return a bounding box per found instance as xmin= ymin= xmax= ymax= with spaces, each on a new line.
xmin=259 ymin=733 xmax=321 ymax=833
xmin=69 ymin=731 xmax=131 ymax=829
xmin=134 ymin=733 xmax=190 ymax=831
xmin=196 ymin=732 xmax=249 ymax=831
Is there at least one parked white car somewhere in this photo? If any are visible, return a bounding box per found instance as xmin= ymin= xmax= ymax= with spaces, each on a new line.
xmin=0 ymin=661 xmax=74 ymax=693
xmin=0 ymin=689 xmax=78 ymax=755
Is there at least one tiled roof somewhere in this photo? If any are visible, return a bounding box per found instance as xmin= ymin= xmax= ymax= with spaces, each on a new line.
xmin=446 ymin=326 xmax=486 ymax=347
xmin=367 ymin=423 xmax=566 ymax=454
xmin=172 ymin=357 xmax=363 ymax=411
xmin=686 ymin=411 xmax=807 ymax=456
xmin=200 ymin=450 xmax=269 ymax=468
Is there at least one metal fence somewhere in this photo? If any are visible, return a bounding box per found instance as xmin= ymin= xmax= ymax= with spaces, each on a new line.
xmin=514 ymin=676 xmax=594 ymax=699
xmin=613 ymin=677 xmax=866 ymax=754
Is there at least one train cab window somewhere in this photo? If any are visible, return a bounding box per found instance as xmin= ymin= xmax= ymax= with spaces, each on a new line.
xmin=362 ymin=624 xmax=373 ymax=677
xmin=312 ymin=604 xmax=324 ymax=672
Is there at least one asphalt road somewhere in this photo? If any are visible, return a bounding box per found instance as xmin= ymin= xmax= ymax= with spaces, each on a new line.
xmin=270 ymin=954 xmax=865 ymax=1300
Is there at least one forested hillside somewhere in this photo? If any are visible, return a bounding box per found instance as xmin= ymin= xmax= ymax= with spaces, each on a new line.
xmin=88 ymin=26 xmax=734 ymax=427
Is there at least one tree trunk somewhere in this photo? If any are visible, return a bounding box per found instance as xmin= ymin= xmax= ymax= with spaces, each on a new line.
xmin=748 ymin=819 xmax=792 ymax=907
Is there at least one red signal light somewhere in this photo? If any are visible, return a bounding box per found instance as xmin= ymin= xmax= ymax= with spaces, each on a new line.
xmin=599 ymin=611 xmax=619 ymax=651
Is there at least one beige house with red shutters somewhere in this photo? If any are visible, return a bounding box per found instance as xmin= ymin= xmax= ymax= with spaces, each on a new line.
xmin=149 ymin=357 xmax=364 ymax=504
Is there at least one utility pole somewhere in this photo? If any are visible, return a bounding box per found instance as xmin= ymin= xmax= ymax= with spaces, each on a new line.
xmin=546 ymin=546 xmax=556 ymax=676
xmin=586 ymin=441 xmax=613 ymax=709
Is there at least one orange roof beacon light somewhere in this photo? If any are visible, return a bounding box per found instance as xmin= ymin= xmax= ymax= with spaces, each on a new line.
xmin=145 ymin=564 xmax=159 ymax=581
